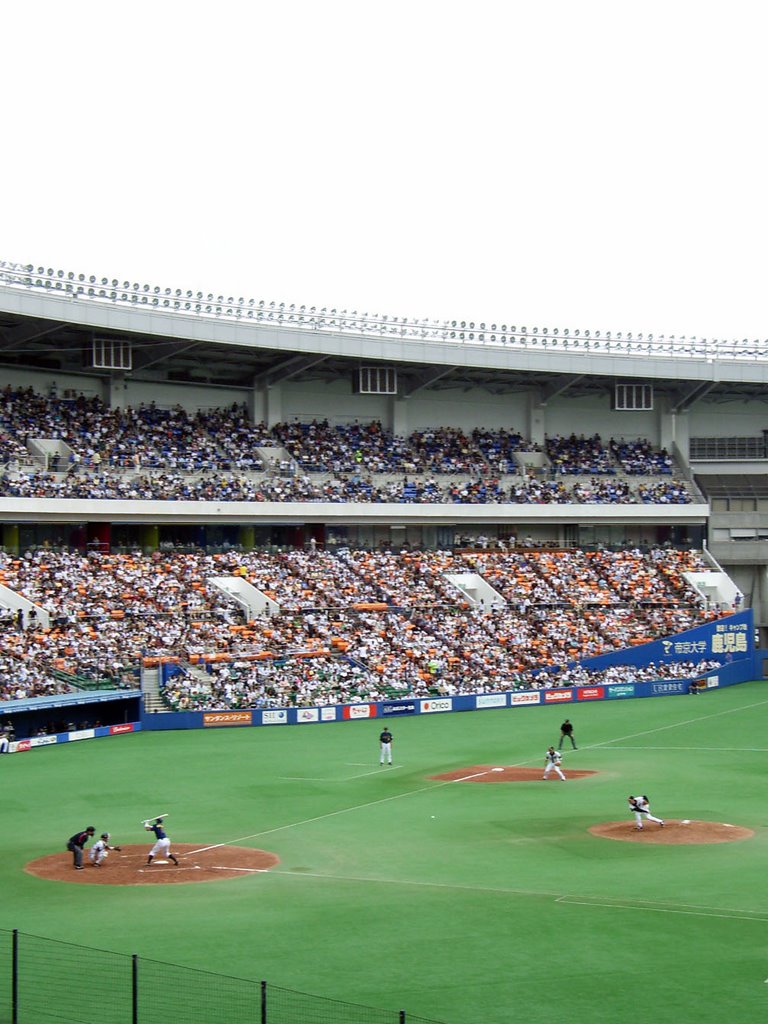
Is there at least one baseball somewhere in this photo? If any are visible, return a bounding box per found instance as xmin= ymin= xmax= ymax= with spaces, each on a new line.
xmin=431 ymin=815 xmax=436 ymax=819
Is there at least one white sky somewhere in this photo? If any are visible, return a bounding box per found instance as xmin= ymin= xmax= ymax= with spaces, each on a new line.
xmin=3 ymin=1 xmax=767 ymax=341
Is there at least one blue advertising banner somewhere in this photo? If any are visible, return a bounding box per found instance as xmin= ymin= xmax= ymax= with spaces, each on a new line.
xmin=579 ymin=609 xmax=753 ymax=672
xmin=381 ymin=701 xmax=419 ymax=716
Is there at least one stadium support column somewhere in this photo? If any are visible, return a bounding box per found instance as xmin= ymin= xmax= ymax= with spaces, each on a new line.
xmin=140 ymin=524 xmax=159 ymax=552
xmin=105 ymin=373 xmax=128 ymax=411
xmin=527 ymin=390 xmax=545 ymax=449
xmin=249 ymin=381 xmax=282 ymax=427
xmin=2 ymin=524 xmax=19 ymax=555
xmin=392 ymin=397 xmax=409 ymax=436
xmin=239 ymin=525 xmax=255 ymax=550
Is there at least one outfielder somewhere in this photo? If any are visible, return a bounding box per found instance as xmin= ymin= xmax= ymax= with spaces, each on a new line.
xmin=144 ymin=817 xmax=179 ymax=866
xmin=89 ymin=832 xmax=122 ymax=866
xmin=379 ymin=727 xmax=393 ymax=765
xmin=543 ymin=746 xmax=566 ymax=780
xmin=628 ymin=794 xmax=665 ymax=830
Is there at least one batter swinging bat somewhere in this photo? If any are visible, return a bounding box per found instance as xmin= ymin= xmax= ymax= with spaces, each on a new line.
xmin=140 ymin=812 xmax=169 ymax=825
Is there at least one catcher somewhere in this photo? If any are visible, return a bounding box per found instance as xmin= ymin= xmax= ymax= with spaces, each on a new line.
xmin=89 ymin=832 xmax=122 ymax=866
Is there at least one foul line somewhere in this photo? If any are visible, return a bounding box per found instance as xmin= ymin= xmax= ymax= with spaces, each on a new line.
xmin=185 ymin=773 xmax=479 ymax=855
xmin=280 ymin=766 xmax=402 ymax=782
xmin=583 ymin=697 xmax=768 ymax=752
xmin=259 ymin=867 xmax=768 ymax=923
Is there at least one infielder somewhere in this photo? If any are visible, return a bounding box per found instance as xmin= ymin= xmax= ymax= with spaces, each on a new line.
xmin=89 ymin=832 xmax=122 ymax=866
xmin=628 ymin=795 xmax=665 ymax=830
xmin=543 ymin=746 xmax=566 ymax=780
xmin=144 ymin=817 xmax=179 ymax=865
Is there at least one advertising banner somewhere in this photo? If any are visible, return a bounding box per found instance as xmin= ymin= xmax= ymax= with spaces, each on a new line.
xmin=202 ymin=712 xmax=253 ymax=727
xmin=651 ymin=681 xmax=687 ymax=695
xmin=261 ymin=710 xmax=287 ymax=725
xmin=109 ymin=723 xmax=136 ymax=734
xmin=296 ymin=708 xmax=319 ymax=723
xmin=381 ymin=701 xmax=418 ymax=716
xmin=580 ymin=609 xmax=753 ymax=672
xmin=475 ymin=694 xmax=507 ymax=709
xmin=577 ymin=687 xmax=604 ymax=701
xmin=543 ymin=690 xmax=574 ymax=704
xmin=510 ymin=691 xmax=540 ymax=706
xmin=342 ymin=704 xmax=376 ymax=720
xmin=606 ymin=684 xmax=635 ymax=699
xmin=420 ymin=698 xmax=452 ymax=714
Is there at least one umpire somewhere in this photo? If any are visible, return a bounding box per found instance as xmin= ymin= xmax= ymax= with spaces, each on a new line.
xmin=558 ymin=719 xmax=577 ymax=749
xmin=67 ymin=826 xmax=95 ymax=870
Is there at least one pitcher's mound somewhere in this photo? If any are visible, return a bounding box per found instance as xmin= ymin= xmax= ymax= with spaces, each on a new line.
xmin=430 ymin=765 xmax=597 ymax=782
xmin=25 ymin=844 xmax=280 ymax=885
xmin=588 ymin=821 xmax=754 ymax=844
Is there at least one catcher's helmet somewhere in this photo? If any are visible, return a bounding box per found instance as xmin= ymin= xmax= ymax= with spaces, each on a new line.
xmin=101 ymin=833 xmax=110 ymax=840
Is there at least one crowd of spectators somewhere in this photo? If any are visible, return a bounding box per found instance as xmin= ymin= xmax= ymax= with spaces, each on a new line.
xmin=0 ymin=545 xmax=731 ymax=710
xmin=0 ymin=466 xmax=694 ymax=505
xmin=0 ymin=387 xmax=694 ymax=504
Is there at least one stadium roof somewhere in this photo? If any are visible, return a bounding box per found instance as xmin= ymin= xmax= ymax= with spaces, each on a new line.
xmin=2 ymin=262 xmax=768 ymax=405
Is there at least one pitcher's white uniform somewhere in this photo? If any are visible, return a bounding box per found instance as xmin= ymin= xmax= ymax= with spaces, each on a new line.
xmin=628 ymin=795 xmax=664 ymax=829
xmin=543 ymin=746 xmax=566 ymax=780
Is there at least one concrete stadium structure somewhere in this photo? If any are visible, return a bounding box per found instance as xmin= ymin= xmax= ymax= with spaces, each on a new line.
xmin=1 ymin=260 xmax=767 ymax=636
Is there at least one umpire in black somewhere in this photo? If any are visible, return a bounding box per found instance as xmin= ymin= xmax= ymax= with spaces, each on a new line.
xmin=558 ymin=719 xmax=577 ymax=750
xmin=67 ymin=826 xmax=95 ymax=870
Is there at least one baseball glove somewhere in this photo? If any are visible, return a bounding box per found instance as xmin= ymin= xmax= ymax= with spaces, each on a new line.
xmin=113 ymin=846 xmax=122 ymax=851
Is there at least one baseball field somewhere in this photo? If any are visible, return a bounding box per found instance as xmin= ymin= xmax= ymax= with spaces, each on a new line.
xmin=3 ymin=681 xmax=768 ymax=1024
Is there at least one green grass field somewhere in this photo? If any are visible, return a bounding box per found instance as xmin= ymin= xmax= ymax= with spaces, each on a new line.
xmin=3 ymin=683 xmax=768 ymax=1024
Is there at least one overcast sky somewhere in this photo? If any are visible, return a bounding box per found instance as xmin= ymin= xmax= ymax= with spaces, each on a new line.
xmin=3 ymin=1 xmax=767 ymax=341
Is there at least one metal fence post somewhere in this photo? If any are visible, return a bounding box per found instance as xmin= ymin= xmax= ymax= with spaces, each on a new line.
xmin=11 ymin=929 xmax=18 ymax=1024
xmin=261 ymin=980 xmax=267 ymax=1024
xmin=132 ymin=955 xmax=138 ymax=1024
xmin=400 ymin=1011 xmax=406 ymax=1024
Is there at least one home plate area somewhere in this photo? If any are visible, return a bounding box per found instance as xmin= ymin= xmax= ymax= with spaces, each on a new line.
xmin=25 ymin=844 xmax=280 ymax=885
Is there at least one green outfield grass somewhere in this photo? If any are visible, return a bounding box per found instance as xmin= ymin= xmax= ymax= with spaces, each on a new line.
xmin=2 ymin=683 xmax=768 ymax=1024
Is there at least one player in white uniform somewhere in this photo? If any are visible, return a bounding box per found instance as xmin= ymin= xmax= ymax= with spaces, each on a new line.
xmin=543 ymin=746 xmax=566 ymax=780
xmin=89 ymin=832 xmax=121 ymax=866
xmin=628 ymin=795 xmax=665 ymax=830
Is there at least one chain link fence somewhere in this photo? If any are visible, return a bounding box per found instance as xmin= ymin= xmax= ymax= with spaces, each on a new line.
xmin=0 ymin=929 xmax=449 ymax=1024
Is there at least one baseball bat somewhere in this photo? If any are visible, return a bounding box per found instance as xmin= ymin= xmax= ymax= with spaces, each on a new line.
xmin=140 ymin=812 xmax=169 ymax=825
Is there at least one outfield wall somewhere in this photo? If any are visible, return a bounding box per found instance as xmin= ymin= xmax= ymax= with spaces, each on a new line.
xmin=2 ymin=657 xmax=759 ymax=752
xmin=140 ymin=655 xmax=754 ymax=732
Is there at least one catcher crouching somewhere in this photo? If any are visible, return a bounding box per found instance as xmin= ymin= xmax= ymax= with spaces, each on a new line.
xmin=89 ymin=833 xmax=122 ymax=866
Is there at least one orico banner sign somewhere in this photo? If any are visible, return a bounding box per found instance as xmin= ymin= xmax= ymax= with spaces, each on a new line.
xmin=203 ymin=711 xmax=253 ymax=727
xmin=420 ymin=699 xmax=453 ymax=714
xmin=543 ymin=690 xmax=574 ymax=703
